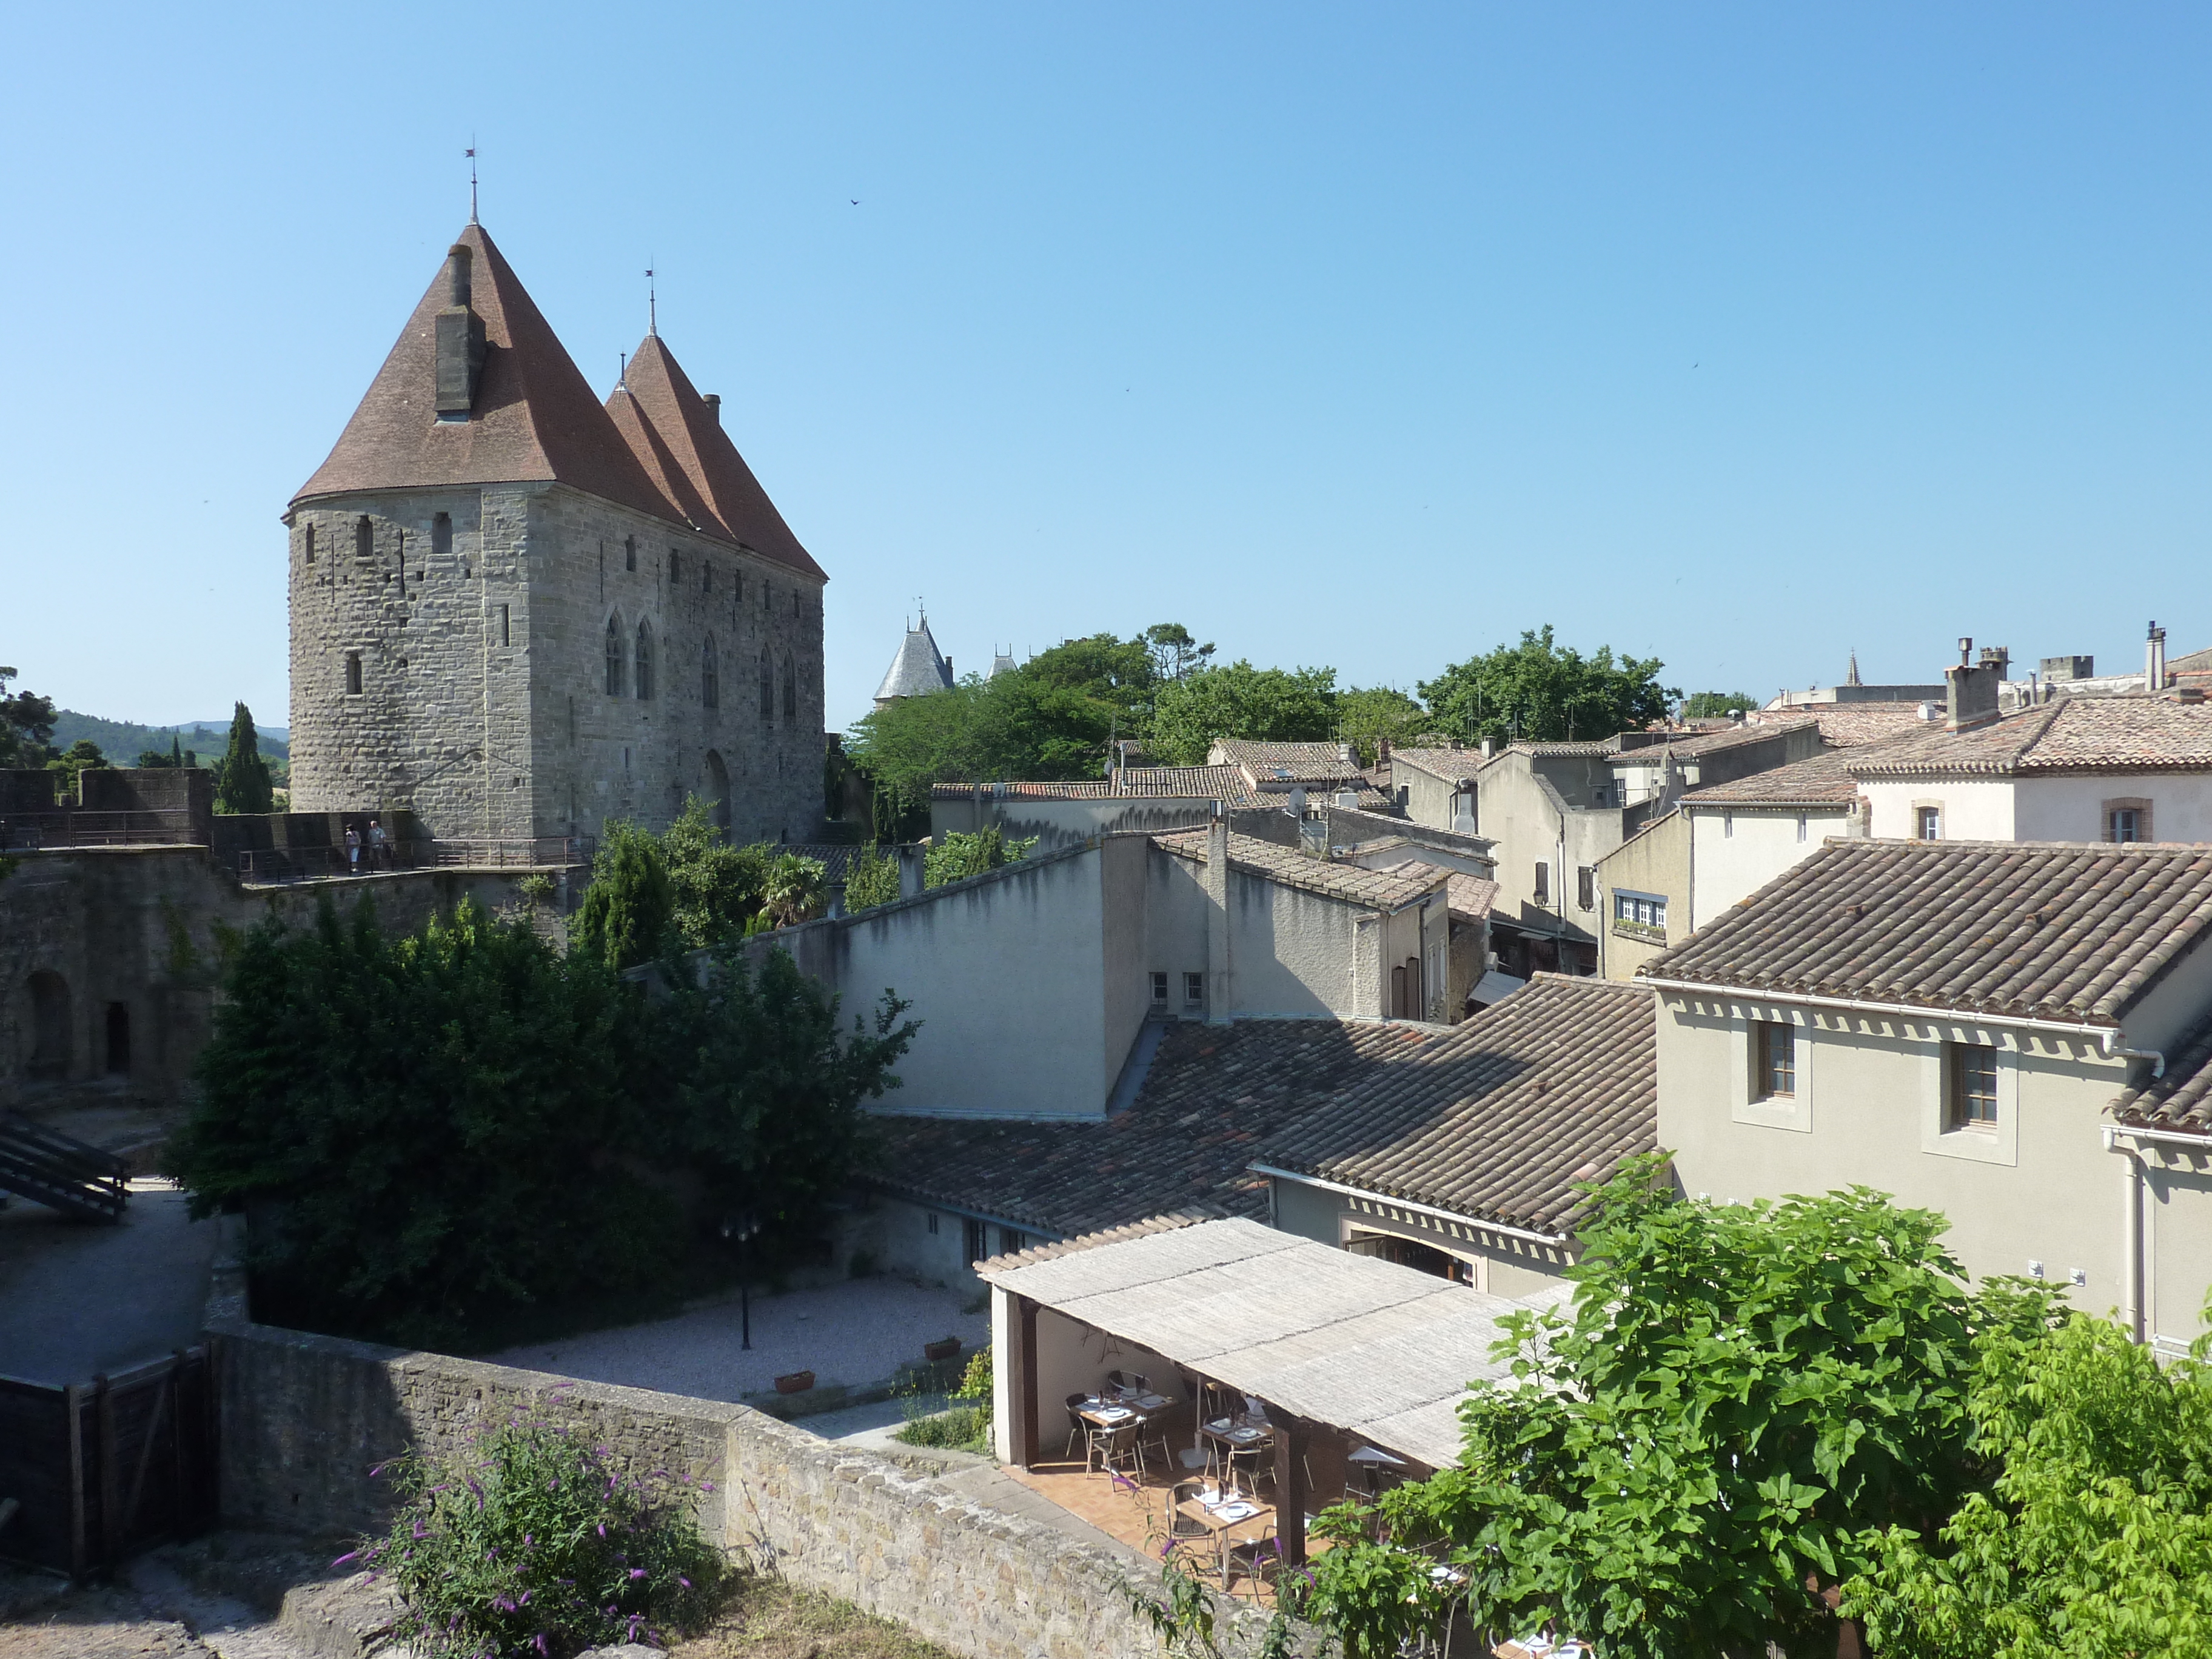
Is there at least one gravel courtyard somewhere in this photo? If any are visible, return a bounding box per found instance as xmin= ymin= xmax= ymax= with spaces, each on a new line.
xmin=484 ymin=1276 xmax=989 ymax=1406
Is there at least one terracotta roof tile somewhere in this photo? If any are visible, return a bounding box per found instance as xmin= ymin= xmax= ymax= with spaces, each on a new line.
xmin=1210 ymin=740 xmax=1363 ymax=782
xmin=608 ymin=335 xmax=822 ymax=578
xmin=874 ymin=1019 xmax=1446 ymax=1236
xmin=1846 ymin=699 xmax=2212 ymax=778
xmin=1153 ymin=830 xmax=1446 ymax=909
xmin=1754 ymin=705 xmax=1936 ymax=748
xmin=1640 ymin=839 xmax=2212 ymax=1026
xmin=295 ymin=225 xmax=691 ymax=529
xmin=1610 ymin=719 xmax=1818 ymax=766
xmin=1392 ymin=748 xmax=1483 ymax=784
xmin=2110 ymin=1013 xmax=2212 ymax=1136
xmin=1684 ymin=749 xmax=1868 ymax=806
xmin=1261 ymin=976 xmax=1658 ymax=1236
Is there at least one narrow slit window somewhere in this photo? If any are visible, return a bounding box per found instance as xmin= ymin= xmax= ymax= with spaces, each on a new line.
xmin=634 ymin=622 xmax=655 ymax=700
xmin=759 ymin=651 xmax=774 ymax=721
xmin=303 ymin=523 xmax=316 ymax=564
xmin=355 ymin=515 xmax=372 ymax=560
xmin=605 ymin=617 xmax=625 ymax=696
xmin=498 ymin=604 xmax=511 ymax=648
xmin=782 ymin=655 xmax=797 ymax=719
xmin=1533 ymin=861 xmax=1549 ymax=904
xmin=625 ymin=537 xmax=637 ymax=572
xmin=344 ymin=652 xmax=363 ymax=695
xmin=432 ymin=512 xmax=452 ymax=561
xmin=702 ymin=637 xmax=720 ymax=708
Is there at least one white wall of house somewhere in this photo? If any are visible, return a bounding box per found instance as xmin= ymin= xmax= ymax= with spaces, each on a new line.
xmin=1858 ymin=777 xmax=2017 ymax=841
xmin=1685 ymin=806 xmax=1861 ymax=930
xmin=1860 ymin=771 xmax=2212 ymax=846
xmin=1655 ymin=992 xmax=2212 ymax=1349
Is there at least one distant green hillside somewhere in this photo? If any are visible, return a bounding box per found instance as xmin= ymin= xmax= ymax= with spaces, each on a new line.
xmin=49 ymin=709 xmax=290 ymax=765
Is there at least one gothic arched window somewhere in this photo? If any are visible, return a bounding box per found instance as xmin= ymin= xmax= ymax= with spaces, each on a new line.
xmin=634 ymin=622 xmax=655 ymax=700
xmin=759 ymin=651 xmax=774 ymax=722
xmin=605 ymin=617 xmax=625 ymax=696
xmin=702 ymin=636 xmax=720 ymax=708
xmin=782 ymin=655 xmax=797 ymax=720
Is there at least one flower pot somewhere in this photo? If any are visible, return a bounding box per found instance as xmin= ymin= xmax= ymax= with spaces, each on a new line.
xmin=923 ymin=1338 xmax=962 ymax=1364
xmin=774 ymin=1370 xmax=815 ymax=1395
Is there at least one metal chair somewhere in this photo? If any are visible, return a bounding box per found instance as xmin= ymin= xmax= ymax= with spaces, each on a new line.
xmin=1063 ymin=1393 xmax=1092 ymax=1460
xmin=1223 ymin=1521 xmax=1281 ymax=1594
xmin=1162 ymin=1479 xmax=1215 ymax=1566
xmin=1088 ymin=1419 xmax=1141 ymax=1479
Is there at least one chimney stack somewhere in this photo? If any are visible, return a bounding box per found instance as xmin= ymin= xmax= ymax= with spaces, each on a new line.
xmin=1944 ymin=635 xmax=2002 ymax=733
xmin=2148 ymin=620 xmax=2169 ymax=691
xmin=434 ymin=243 xmax=487 ymax=423
xmin=703 ymin=393 xmax=722 ymax=426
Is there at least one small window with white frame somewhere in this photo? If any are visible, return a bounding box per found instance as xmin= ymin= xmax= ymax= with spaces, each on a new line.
xmin=1754 ymin=1020 xmax=1796 ymax=1101
xmin=2103 ymin=798 xmax=2152 ymax=843
xmin=1915 ymin=804 xmax=1942 ymax=841
xmin=1612 ymin=890 xmax=1667 ymax=942
xmin=1150 ymin=971 xmax=1169 ymax=1007
xmin=1946 ymin=1041 xmax=1999 ymax=1130
xmin=1184 ymin=971 xmax=1205 ymax=1008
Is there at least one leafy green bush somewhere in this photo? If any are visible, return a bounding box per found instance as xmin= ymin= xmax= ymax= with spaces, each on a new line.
xmin=843 ymin=844 xmax=900 ymax=910
xmin=891 ymin=1404 xmax=990 ymax=1452
xmin=923 ymin=827 xmax=1037 ymax=888
xmin=352 ymin=1418 xmax=723 ymax=1658
xmin=166 ymin=896 xmax=916 ymax=1348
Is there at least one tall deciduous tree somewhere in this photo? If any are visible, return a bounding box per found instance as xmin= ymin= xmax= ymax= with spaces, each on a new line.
xmin=1336 ymin=686 xmax=1431 ymax=765
xmin=1302 ymin=1158 xmax=2042 ymax=1659
xmin=662 ymin=795 xmax=772 ymax=948
xmin=0 ymin=667 xmax=56 ymax=768
xmin=1146 ymin=660 xmax=1341 ymax=765
xmin=1418 ymin=626 xmax=1677 ymax=745
xmin=213 ymin=701 xmax=275 ymax=814
xmin=1681 ymin=689 xmax=1756 ymax=719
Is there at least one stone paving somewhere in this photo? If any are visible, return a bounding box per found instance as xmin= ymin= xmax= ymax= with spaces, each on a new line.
xmin=484 ymin=1276 xmax=988 ymax=1405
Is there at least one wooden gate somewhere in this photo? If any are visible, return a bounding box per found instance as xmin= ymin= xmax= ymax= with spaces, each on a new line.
xmin=0 ymin=1347 xmax=217 ymax=1575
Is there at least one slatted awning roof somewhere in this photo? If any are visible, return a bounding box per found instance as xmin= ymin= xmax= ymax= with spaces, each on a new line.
xmin=980 ymin=1216 xmax=1564 ymax=1471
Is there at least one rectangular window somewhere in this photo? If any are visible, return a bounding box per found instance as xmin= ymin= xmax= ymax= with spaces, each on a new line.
xmin=1796 ymin=815 xmax=1808 ymax=843
xmin=432 ymin=512 xmax=452 ymax=560
xmin=1533 ymin=861 xmax=1549 ymax=904
xmin=1948 ymin=1042 xmax=1999 ymax=1129
xmin=1612 ymin=891 xmax=1667 ymax=940
xmin=498 ymin=604 xmax=511 ymax=648
xmin=1577 ymin=866 xmax=1595 ymax=911
xmin=355 ymin=515 xmax=372 ymax=560
xmin=344 ymin=652 xmax=363 ymax=695
xmin=1755 ymin=1021 xmax=1795 ymax=1099
xmin=963 ymin=1217 xmax=987 ymax=1264
xmin=1723 ymin=813 xmax=1734 ymax=839
xmin=303 ymin=523 xmax=316 ymax=564
xmin=625 ymin=537 xmax=637 ymax=572
xmin=1150 ymin=971 xmax=1169 ymax=1006
xmin=1184 ymin=971 xmax=1205 ymax=1006
xmin=927 ymin=1211 xmax=939 ymax=1235
xmin=1916 ymin=806 xmax=1942 ymax=841
xmin=2110 ymin=808 xmax=2140 ymax=842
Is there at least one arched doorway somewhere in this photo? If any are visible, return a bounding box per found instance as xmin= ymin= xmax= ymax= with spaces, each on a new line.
xmin=27 ymin=972 xmax=69 ymax=1080
xmin=704 ymin=750 xmax=731 ymax=834
xmin=106 ymin=1002 xmax=131 ymax=1075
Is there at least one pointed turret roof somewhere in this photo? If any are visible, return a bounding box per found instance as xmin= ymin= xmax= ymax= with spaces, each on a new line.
xmin=1846 ymin=649 xmax=1863 ymax=688
xmin=604 ymin=334 xmax=823 ymax=578
xmin=293 ymin=224 xmax=682 ymax=526
xmin=875 ymin=618 xmax=956 ymax=703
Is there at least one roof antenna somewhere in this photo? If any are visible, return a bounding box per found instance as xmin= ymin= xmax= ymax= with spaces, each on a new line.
xmin=466 ymin=138 xmax=478 ymax=224
xmin=646 ymin=256 xmax=657 ymax=338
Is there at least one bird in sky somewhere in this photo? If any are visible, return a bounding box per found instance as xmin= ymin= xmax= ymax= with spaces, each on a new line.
xmin=850 ymin=198 xmax=860 ymax=205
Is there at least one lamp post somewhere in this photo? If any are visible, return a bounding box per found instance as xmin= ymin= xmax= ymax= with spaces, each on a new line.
xmin=720 ymin=1211 xmax=763 ymax=1349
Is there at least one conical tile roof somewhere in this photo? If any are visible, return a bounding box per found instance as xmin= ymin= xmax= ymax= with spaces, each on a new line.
xmin=605 ymin=335 xmax=823 ymax=578
xmin=876 ymin=618 xmax=955 ymax=701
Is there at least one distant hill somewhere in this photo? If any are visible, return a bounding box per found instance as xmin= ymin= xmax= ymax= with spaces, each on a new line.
xmin=49 ymin=709 xmax=290 ymax=765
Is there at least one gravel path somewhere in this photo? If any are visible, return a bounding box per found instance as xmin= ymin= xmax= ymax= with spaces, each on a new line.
xmin=485 ymin=1278 xmax=988 ymax=1404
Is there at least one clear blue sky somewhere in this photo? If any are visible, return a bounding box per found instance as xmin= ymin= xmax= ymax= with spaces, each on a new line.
xmin=4 ymin=4 xmax=2206 ymax=734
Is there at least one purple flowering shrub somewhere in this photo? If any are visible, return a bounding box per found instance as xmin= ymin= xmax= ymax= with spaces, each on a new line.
xmin=349 ymin=1416 xmax=724 ymax=1658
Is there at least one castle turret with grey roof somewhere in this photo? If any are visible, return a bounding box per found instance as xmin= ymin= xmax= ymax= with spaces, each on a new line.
xmin=874 ymin=617 xmax=955 ymax=706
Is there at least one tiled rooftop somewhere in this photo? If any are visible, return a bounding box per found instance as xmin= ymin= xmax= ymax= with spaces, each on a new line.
xmin=874 ymin=1019 xmax=1445 ymax=1237
xmin=1754 ymin=705 xmax=1936 ymax=748
xmin=1208 ymin=740 xmax=1365 ymax=782
xmin=1683 ymin=749 xmax=1868 ymax=806
xmin=1846 ymin=698 xmax=2212 ymax=777
xmin=1609 ymin=719 xmax=1817 ymax=765
xmin=2111 ymin=1013 xmax=2212 ymax=1136
xmin=1391 ymin=747 xmax=1483 ymax=783
xmin=927 ymin=766 xmax=1284 ymax=809
xmin=1153 ymin=830 xmax=1447 ymax=909
xmin=1640 ymin=839 xmax=2212 ymax=1027
xmin=1260 ymin=976 xmax=1657 ymax=1237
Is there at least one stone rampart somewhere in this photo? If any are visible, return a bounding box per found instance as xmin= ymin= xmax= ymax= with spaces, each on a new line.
xmin=205 ymin=1265 xmax=1275 ymax=1657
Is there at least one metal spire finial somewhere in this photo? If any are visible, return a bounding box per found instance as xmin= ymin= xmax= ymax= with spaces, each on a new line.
xmin=466 ymin=139 xmax=478 ymax=224
xmin=646 ymin=256 xmax=657 ymax=337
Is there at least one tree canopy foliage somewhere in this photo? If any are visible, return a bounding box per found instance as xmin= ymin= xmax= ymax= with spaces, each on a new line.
xmin=1844 ymin=1295 xmax=2212 ymax=1658
xmin=0 ymin=666 xmax=57 ymax=768
xmin=1146 ymin=660 xmax=1341 ymax=765
xmin=165 ymin=894 xmax=915 ymax=1347
xmin=1681 ymin=689 xmax=1756 ymax=719
xmin=1302 ymin=1158 xmax=2046 ymax=1659
xmin=1418 ymin=626 xmax=1677 ymax=745
xmin=1335 ymin=686 xmax=1433 ymax=766
xmin=213 ymin=702 xmax=275 ymax=814
xmin=574 ymin=800 xmax=825 ymax=970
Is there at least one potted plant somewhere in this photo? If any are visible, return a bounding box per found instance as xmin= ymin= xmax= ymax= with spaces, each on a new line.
xmin=774 ymin=1370 xmax=815 ymax=1395
xmin=923 ymin=1336 xmax=962 ymax=1364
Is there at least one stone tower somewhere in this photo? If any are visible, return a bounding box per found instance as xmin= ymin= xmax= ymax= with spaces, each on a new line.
xmin=286 ymin=223 xmax=828 ymax=845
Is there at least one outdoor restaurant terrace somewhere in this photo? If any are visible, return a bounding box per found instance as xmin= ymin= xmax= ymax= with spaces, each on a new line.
xmin=978 ymin=1215 xmax=1566 ymax=1599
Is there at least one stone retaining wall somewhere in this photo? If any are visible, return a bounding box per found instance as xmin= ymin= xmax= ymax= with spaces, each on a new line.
xmin=205 ymin=1245 xmax=1278 ymax=1658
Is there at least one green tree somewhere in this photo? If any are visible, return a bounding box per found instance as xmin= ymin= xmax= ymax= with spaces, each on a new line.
xmin=0 ymin=667 xmax=56 ymax=768
xmin=1147 ymin=660 xmax=1341 ymax=765
xmin=1682 ymin=690 xmax=1756 ymax=719
xmin=762 ymin=851 xmax=828 ymax=927
xmin=843 ymin=844 xmax=900 ymax=910
xmin=1418 ymin=626 xmax=1677 ymax=745
xmin=136 ymin=734 xmax=187 ymax=769
xmin=1303 ymin=1158 xmax=2041 ymax=1659
xmin=1144 ymin=622 xmax=1216 ymax=685
xmin=663 ymin=796 xmax=771 ymax=948
xmin=1845 ymin=1296 xmax=2212 ymax=1658
xmin=923 ymin=826 xmax=1036 ymax=888
xmin=45 ymin=738 xmax=109 ymax=797
xmin=213 ymin=701 xmax=276 ymax=814
xmin=1336 ymin=686 xmax=1430 ymax=766
xmin=572 ymin=821 xmax=678 ymax=970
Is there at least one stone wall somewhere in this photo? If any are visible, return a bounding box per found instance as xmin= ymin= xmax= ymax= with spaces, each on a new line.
xmin=206 ymin=1276 xmax=1278 ymax=1657
xmin=0 ymin=848 xmax=553 ymax=1111
xmin=287 ymin=481 xmax=825 ymax=845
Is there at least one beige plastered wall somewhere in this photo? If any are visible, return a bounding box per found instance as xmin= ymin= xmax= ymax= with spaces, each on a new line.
xmin=1655 ymin=993 xmax=2212 ymax=1335
xmin=1269 ymin=1176 xmax=1573 ymax=1298
xmin=1595 ymin=809 xmax=1687 ymax=983
xmin=1684 ymin=806 xmax=1857 ymax=929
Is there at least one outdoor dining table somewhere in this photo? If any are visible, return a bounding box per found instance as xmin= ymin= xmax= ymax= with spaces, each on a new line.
xmin=1175 ymin=1487 xmax=1276 ymax=1586
xmin=1076 ymin=1392 xmax=1165 ymax=1429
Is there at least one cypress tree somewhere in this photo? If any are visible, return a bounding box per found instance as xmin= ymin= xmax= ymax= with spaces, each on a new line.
xmin=214 ymin=702 xmax=275 ymax=815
